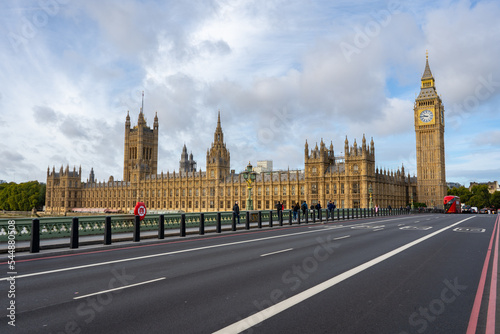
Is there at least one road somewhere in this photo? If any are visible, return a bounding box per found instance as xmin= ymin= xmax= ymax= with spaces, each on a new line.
xmin=1 ymin=213 xmax=498 ymax=333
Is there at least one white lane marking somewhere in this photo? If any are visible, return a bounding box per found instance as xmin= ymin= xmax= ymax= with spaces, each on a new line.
xmin=261 ymin=248 xmax=293 ymax=257
xmin=0 ymin=216 xmax=415 ymax=281
xmin=400 ymin=226 xmax=433 ymax=231
xmin=333 ymin=235 xmax=350 ymax=240
xmin=0 ymin=225 xmax=357 ymax=281
xmin=74 ymin=277 xmax=165 ymax=300
xmin=373 ymin=228 xmax=384 ymax=232
xmin=212 ymin=216 xmax=475 ymax=334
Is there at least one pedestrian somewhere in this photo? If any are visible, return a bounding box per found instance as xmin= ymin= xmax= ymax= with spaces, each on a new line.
xmin=293 ymin=203 xmax=298 ymax=220
xmin=388 ymin=205 xmax=392 ymax=214
xmin=233 ymin=201 xmax=240 ymax=224
xmin=301 ymin=201 xmax=308 ymax=217
xmin=327 ymin=200 xmax=333 ymax=219
xmin=316 ymin=201 xmax=322 ymax=219
xmin=375 ymin=204 xmax=379 ymax=214
xmin=276 ymin=201 xmax=282 ymax=213
xmin=276 ymin=201 xmax=282 ymax=220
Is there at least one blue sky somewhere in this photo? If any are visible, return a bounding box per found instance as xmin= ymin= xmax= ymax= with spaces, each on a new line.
xmin=0 ymin=0 xmax=499 ymax=187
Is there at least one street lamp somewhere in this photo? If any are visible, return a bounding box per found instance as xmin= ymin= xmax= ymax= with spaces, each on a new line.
xmin=242 ymin=162 xmax=257 ymax=210
xmin=369 ymin=184 xmax=373 ymax=209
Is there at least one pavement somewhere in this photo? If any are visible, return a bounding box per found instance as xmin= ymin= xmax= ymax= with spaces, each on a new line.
xmin=2 ymin=211 xmax=389 ymax=259
xmin=2 ymin=218 xmax=319 ymax=259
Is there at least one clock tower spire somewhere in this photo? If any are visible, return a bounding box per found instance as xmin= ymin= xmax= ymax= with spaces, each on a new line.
xmin=414 ymin=52 xmax=446 ymax=208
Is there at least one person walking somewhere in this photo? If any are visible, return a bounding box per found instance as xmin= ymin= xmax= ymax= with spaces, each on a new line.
xmin=276 ymin=201 xmax=282 ymax=220
xmin=327 ymin=200 xmax=333 ymax=219
xmin=233 ymin=201 xmax=240 ymax=224
xmin=293 ymin=202 xmax=298 ymax=220
xmin=301 ymin=201 xmax=308 ymax=218
xmin=316 ymin=201 xmax=322 ymax=220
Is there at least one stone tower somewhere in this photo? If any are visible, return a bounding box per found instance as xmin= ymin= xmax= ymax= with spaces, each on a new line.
xmin=45 ymin=165 xmax=82 ymax=214
xmin=414 ymin=53 xmax=446 ymax=208
xmin=179 ymin=144 xmax=197 ymax=173
xmin=123 ymin=92 xmax=159 ymax=182
xmin=304 ymin=139 xmax=335 ymax=206
xmin=206 ymin=111 xmax=230 ymax=181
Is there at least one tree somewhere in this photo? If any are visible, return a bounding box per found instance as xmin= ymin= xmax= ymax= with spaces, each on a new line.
xmin=0 ymin=181 xmax=46 ymax=211
xmin=469 ymin=185 xmax=491 ymax=209
xmin=491 ymin=191 xmax=500 ymax=210
xmin=447 ymin=186 xmax=472 ymax=204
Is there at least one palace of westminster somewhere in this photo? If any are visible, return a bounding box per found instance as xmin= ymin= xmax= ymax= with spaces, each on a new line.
xmin=45 ymin=55 xmax=447 ymax=214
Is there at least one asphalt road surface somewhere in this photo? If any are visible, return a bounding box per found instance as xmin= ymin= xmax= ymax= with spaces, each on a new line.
xmin=1 ymin=213 xmax=498 ymax=334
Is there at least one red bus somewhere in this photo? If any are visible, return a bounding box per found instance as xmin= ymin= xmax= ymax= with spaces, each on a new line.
xmin=444 ymin=196 xmax=461 ymax=213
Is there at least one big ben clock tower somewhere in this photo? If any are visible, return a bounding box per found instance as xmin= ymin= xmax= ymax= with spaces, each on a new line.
xmin=414 ymin=52 xmax=447 ymax=208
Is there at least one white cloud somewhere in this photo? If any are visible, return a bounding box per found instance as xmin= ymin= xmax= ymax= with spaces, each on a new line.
xmin=0 ymin=0 xmax=498 ymax=186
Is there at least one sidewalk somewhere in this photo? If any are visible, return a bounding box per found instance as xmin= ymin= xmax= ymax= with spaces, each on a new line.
xmin=2 ymin=220 xmax=303 ymax=259
xmin=2 ymin=212 xmax=379 ymax=259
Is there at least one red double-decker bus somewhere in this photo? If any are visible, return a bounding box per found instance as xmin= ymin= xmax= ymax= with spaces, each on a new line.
xmin=444 ymin=196 xmax=461 ymax=213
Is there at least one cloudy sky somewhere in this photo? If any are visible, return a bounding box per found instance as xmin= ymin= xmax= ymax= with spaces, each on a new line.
xmin=1 ymin=0 xmax=499 ymax=187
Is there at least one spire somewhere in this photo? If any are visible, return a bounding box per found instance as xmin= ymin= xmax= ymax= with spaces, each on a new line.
xmin=141 ymin=91 xmax=144 ymax=114
xmin=214 ymin=110 xmax=223 ymax=144
xmin=422 ymin=50 xmax=433 ymax=80
xmin=125 ymin=110 xmax=131 ymax=129
xmin=137 ymin=91 xmax=147 ymax=125
xmin=344 ymin=136 xmax=349 ymax=157
xmin=418 ymin=51 xmax=437 ymax=99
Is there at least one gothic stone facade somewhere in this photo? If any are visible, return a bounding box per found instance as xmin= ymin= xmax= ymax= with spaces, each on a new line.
xmin=45 ymin=111 xmax=415 ymax=215
xmin=47 ymin=55 xmax=449 ymax=215
xmin=414 ymin=54 xmax=447 ymax=208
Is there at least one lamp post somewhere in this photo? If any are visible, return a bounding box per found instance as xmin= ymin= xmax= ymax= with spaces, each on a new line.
xmin=411 ymin=192 xmax=414 ymax=210
xmin=242 ymin=162 xmax=257 ymax=210
xmin=369 ymin=184 xmax=373 ymax=209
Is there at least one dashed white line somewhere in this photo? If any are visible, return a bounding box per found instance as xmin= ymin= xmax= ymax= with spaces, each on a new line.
xmin=213 ymin=216 xmax=475 ymax=334
xmin=261 ymin=248 xmax=293 ymax=257
xmin=333 ymin=235 xmax=350 ymax=240
xmin=74 ymin=277 xmax=166 ymax=299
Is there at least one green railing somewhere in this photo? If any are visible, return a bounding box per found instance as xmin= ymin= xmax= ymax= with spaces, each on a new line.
xmin=0 ymin=211 xmax=235 ymax=242
xmin=0 ymin=207 xmax=411 ymax=242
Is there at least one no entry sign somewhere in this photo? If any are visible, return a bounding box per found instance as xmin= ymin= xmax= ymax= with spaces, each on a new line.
xmin=134 ymin=202 xmax=147 ymax=220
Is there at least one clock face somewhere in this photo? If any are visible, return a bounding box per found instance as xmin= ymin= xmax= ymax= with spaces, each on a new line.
xmin=419 ymin=109 xmax=433 ymax=123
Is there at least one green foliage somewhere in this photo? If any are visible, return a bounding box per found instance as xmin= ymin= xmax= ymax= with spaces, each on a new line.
xmin=468 ymin=184 xmax=491 ymax=209
xmin=490 ymin=191 xmax=500 ymax=209
xmin=412 ymin=202 xmax=427 ymax=208
xmin=447 ymin=186 xmax=472 ymax=203
xmin=0 ymin=181 xmax=46 ymax=211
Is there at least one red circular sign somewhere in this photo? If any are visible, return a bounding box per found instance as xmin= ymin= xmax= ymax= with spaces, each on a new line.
xmin=134 ymin=202 xmax=147 ymax=220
